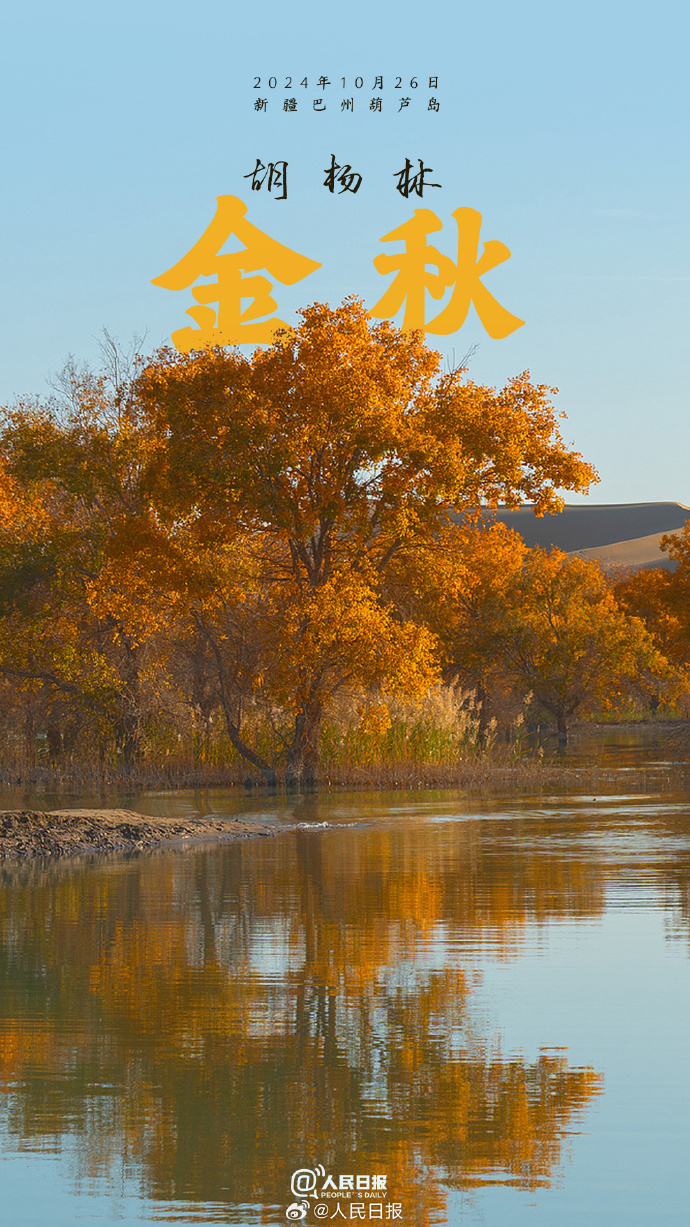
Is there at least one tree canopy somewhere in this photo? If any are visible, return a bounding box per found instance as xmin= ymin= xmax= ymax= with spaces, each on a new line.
xmin=0 ymin=300 xmax=676 ymax=780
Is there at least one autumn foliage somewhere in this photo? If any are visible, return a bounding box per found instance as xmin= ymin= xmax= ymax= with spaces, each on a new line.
xmin=0 ymin=301 xmax=680 ymax=781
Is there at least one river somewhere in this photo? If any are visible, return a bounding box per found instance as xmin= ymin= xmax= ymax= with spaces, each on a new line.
xmin=0 ymin=744 xmax=689 ymax=1225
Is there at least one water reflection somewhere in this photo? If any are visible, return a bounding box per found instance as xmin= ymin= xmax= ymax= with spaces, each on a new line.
xmin=2 ymin=788 xmax=690 ymax=1222
xmin=0 ymin=813 xmax=632 ymax=1223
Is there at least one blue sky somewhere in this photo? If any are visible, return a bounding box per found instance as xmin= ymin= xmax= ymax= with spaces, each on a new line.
xmin=1 ymin=0 xmax=688 ymax=503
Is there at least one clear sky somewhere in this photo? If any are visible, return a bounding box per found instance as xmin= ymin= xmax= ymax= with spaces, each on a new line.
xmin=1 ymin=0 xmax=688 ymax=504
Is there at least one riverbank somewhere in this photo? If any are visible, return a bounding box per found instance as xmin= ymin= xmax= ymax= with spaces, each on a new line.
xmin=0 ymin=721 xmax=685 ymax=794
xmin=0 ymin=809 xmax=275 ymax=860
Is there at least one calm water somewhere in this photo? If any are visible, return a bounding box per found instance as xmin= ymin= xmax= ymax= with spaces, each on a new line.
xmin=1 ymin=768 xmax=689 ymax=1225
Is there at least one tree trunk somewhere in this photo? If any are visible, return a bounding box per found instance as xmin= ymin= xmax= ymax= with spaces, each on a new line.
xmin=475 ymin=684 xmax=490 ymax=747
xmin=219 ymin=701 xmax=278 ymax=788
xmin=23 ymin=710 xmax=35 ymax=767
xmin=116 ymin=711 xmax=141 ymax=771
xmin=46 ymin=721 xmax=63 ymax=763
xmin=557 ymin=711 xmax=568 ymax=746
xmin=285 ymin=699 xmax=323 ymax=790
xmin=116 ymin=640 xmax=142 ymax=771
xmin=196 ymin=615 xmax=278 ymax=787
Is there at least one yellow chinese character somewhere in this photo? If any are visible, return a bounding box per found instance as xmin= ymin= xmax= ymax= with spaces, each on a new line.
xmin=152 ymin=195 xmax=321 ymax=351
xmin=370 ymin=209 xmax=455 ymax=331
xmin=371 ymin=207 xmax=524 ymax=339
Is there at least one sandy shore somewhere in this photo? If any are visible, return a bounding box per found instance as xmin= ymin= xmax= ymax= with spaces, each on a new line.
xmin=0 ymin=809 xmax=276 ymax=860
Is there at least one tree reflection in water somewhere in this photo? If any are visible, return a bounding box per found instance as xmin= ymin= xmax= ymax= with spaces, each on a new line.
xmin=0 ymin=813 xmax=620 ymax=1223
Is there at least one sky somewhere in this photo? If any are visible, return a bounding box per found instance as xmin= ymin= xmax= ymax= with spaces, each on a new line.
xmin=1 ymin=0 xmax=688 ymax=505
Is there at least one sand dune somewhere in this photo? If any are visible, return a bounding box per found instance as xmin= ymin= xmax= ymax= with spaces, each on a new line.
xmin=571 ymin=531 xmax=677 ymax=570
xmin=478 ymin=502 xmax=690 ymax=571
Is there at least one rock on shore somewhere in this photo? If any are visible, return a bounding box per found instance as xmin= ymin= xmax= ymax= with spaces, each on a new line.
xmin=0 ymin=809 xmax=275 ymax=860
